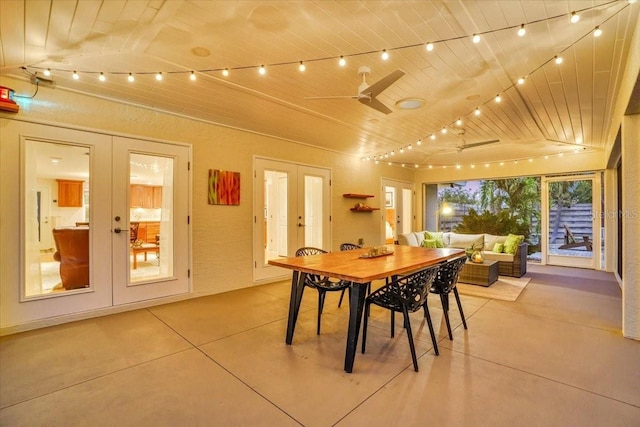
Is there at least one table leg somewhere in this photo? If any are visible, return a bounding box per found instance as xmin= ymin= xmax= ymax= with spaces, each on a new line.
xmin=286 ymin=271 xmax=306 ymax=345
xmin=344 ymin=282 xmax=369 ymax=373
xmin=132 ymin=250 xmax=137 ymax=269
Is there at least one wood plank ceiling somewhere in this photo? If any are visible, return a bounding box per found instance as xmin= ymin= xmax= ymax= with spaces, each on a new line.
xmin=1 ymin=0 xmax=638 ymax=168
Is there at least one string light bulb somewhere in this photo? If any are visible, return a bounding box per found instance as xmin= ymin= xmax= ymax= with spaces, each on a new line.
xmin=381 ymin=49 xmax=389 ymax=60
xmin=298 ymin=61 xmax=306 ymax=72
xmin=259 ymin=65 xmax=266 ymax=75
xmin=495 ymin=94 xmax=502 ymax=103
xmin=593 ymin=26 xmax=602 ymax=37
xmin=517 ymin=24 xmax=526 ymax=37
xmin=190 ymin=71 xmax=197 ymax=81
xmin=44 ymin=68 xmax=51 ymax=77
xmin=555 ymin=55 xmax=563 ymax=64
xmin=417 ymin=139 xmax=423 ymax=145
xmin=426 ymin=42 xmax=434 ymax=51
xmin=338 ymin=56 xmax=346 ymax=67
xmin=474 ymin=107 xmax=481 ymax=116
xmin=155 ymin=72 xmax=163 ymax=81
xmin=517 ymin=76 xmax=525 ymax=85
xmin=429 ymin=134 xmax=436 ymax=140
xmin=222 ymin=68 xmax=229 ymax=77
xmin=98 ymin=72 xmax=106 ymax=82
xmin=570 ymin=11 xmax=580 ymax=23
xmin=472 ymin=34 xmax=481 ymax=43
xmin=128 ymin=73 xmax=135 ymax=82
xmin=72 ymin=71 xmax=79 ymax=80
xmin=441 ymin=127 xmax=447 ymax=134
xmin=456 ymin=118 xmax=463 ymax=126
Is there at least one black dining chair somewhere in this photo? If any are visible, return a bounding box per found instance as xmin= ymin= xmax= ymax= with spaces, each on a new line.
xmin=295 ymin=247 xmax=352 ymax=335
xmin=429 ymin=256 xmax=468 ymax=340
xmin=361 ymin=265 xmax=440 ymax=372
xmin=337 ymin=243 xmax=362 ymax=307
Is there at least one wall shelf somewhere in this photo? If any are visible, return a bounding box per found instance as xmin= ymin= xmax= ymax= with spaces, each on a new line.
xmin=344 ymin=193 xmax=378 ymax=211
xmin=343 ymin=193 xmax=374 ymax=199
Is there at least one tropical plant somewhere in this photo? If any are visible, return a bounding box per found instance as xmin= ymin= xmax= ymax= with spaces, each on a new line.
xmin=454 ymin=208 xmax=530 ymax=239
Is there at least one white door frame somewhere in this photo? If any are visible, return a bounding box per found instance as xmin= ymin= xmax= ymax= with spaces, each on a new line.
xmin=542 ymin=174 xmax=601 ymax=269
xmin=381 ymin=179 xmax=415 ymax=244
xmin=253 ymin=157 xmax=331 ymax=283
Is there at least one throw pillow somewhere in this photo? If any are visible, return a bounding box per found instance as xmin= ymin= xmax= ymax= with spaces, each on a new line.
xmin=422 ymin=238 xmax=437 ymax=248
xmin=503 ymin=234 xmax=524 ymax=254
xmin=492 ymin=242 xmax=504 ymax=253
xmin=425 ymin=231 xmax=445 ymax=248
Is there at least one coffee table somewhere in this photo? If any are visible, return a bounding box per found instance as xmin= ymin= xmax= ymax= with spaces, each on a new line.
xmin=459 ymin=259 xmax=499 ymax=287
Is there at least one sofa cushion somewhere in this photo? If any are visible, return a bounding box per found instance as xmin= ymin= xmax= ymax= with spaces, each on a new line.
xmin=424 ymin=231 xmax=445 ymax=248
xmin=484 ymin=234 xmax=507 ymax=251
xmin=503 ymin=234 xmax=525 ymax=254
xmin=448 ymin=232 xmax=484 ymax=250
xmin=483 ymin=251 xmax=515 ymax=262
xmin=422 ymin=238 xmax=437 ymax=248
xmin=492 ymin=242 xmax=504 ymax=253
xmin=397 ymin=232 xmax=418 ymax=246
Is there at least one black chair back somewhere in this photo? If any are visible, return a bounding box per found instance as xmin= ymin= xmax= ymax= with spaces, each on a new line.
xmin=432 ymin=256 xmax=467 ymax=294
xmin=340 ymin=243 xmax=361 ymax=251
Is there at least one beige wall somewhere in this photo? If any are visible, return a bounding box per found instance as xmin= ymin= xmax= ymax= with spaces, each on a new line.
xmin=0 ymin=75 xmax=413 ymax=302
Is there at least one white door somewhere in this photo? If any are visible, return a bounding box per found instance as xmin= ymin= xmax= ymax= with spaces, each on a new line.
xmin=253 ymin=158 xmax=331 ymax=282
xmin=112 ymin=137 xmax=191 ymax=304
xmin=0 ymin=120 xmax=190 ymax=328
xmin=543 ymin=174 xmax=600 ymax=269
xmin=381 ymin=179 xmax=414 ymax=244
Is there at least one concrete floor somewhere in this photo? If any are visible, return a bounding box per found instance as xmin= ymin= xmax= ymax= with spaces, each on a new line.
xmin=1 ymin=264 xmax=638 ymax=426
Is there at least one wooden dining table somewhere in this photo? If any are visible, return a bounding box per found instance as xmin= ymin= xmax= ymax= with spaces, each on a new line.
xmin=268 ymin=244 xmax=465 ymax=373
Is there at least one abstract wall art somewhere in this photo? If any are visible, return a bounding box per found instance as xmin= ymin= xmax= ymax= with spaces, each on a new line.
xmin=208 ymin=169 xmax=240 ymax=205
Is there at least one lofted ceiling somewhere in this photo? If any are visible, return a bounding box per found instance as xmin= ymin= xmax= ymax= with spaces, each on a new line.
xmin=1 ymin=0 xmax=638 ymax=169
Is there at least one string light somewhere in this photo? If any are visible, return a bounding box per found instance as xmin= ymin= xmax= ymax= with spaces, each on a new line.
xmin=456 ymin=118 xmax=463 ymax=126
xmin=426 ymin=42 xmax=434 ymax=51
xmin=338 ymin=56 xmax=346 ymax=67
xmin=44 ymin=68 xmax=51 ymax=76
xmin=190 ymin=71 xmax=197 ymax=81
xmin=593 ymin=26 xmax=603 ymax=37
xmin=517 ymin=76 xmax=525 ymax=85
xmin=474 ymin=107 xmax=481 ymax=116
xmin=570 ymin=11 xmax=580 ymax=23
xmin=472 ymin=34 xmax=481 ymax=43
xmin=155 ymin=72 xmax=163 ymax=81
xmin=72 ymin=71 xmax=79 ymax=80
xmin=259 ymin=65 xmax=266 ymax=75
xmin=517 ymin=24 xmax=526 ymax=37
xmin=98 ymin=72 xmax=106 ymax=82
xmin=381 ymin=49 xmax=389 ymax=60
xmin=441 ymin=127 xmax=447 ymax=134
xmin=495 ymin=94 xmax=502 ymax=103
xmin=222 ymin=68 xmax=230 ymax=77
xmin=555 ymin=55 xmax=563 ymax=64
xmin=128 ymin=73 xmax=135 ymax=82
xmin=298 ymin=61 xmax=306 ymax=72
xmin=429 ymin=134 xmax=436 ymax=141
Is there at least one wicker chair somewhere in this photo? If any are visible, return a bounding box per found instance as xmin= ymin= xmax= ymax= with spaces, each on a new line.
xmin=429 ymin=256 xmax=468 ymax=340
xmin=361 ymin=266 xmax=440 ymax=372
xmin=337 ymin=243 xmax=362 ymax=307
xmin=295 ymin=247 xmax=352 ymax=335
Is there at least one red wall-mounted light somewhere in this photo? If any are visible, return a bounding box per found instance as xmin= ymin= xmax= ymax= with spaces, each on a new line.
xmin=0 ymin=86 xmax=19 ymax=113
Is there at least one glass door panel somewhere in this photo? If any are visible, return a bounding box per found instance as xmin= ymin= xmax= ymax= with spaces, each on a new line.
xmin=545 ymin=176 xmax=599 ymax=268
xmin=23 ymin=140 xmax=91 ymax=298
xmin=382 ymin=180 xmax=414 ymax=244
xmin=129 ymin=153 xmax=174 ymax=283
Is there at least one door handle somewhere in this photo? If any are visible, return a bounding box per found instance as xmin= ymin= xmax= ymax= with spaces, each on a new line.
xmin=114 ymin=227 xmax=122 ymax=233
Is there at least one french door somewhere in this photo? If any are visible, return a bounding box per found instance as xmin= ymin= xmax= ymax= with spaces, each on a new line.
xmin=0 ymin=120 xmax=190 ymax=328
xmin=381 ymin=179 xmax=414 ymax=244
xmin=543 ymin=174 xmax=600 ymax=269
xmin=253 ymin=158 xmax=331 ymax=282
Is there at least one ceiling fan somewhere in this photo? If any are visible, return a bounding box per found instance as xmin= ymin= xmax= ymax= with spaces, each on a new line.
xmin=305 ymin=66 xmax=405 ymax=114
xmin=455 ymin=130 xmax=500 ymax=152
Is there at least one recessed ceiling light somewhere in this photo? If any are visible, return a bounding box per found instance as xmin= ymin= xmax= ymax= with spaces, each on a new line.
xmin=395 ymin=98 xmax=425 ymax=110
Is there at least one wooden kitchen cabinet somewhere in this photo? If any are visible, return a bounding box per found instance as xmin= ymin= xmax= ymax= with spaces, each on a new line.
xmin=130 ymin=185 xmax=162 ymax=208
xmin=57 ymin=179 xmax=84 ymax=207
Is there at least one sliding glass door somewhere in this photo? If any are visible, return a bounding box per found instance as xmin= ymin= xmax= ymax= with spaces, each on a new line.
xmin=543 ymin=175 xmax=600 ymax=269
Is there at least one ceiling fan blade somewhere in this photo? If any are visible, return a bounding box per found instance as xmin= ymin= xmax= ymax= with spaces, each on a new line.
xmin=304 ymin=95 xmax=360 ymax=100
xmin=360 ymin=70 xmax=405 ymax=98
xmin=358 ymin=97 xmax=393 ymax=114
xmin=457 ymin=139 xmax=500 ymax=151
